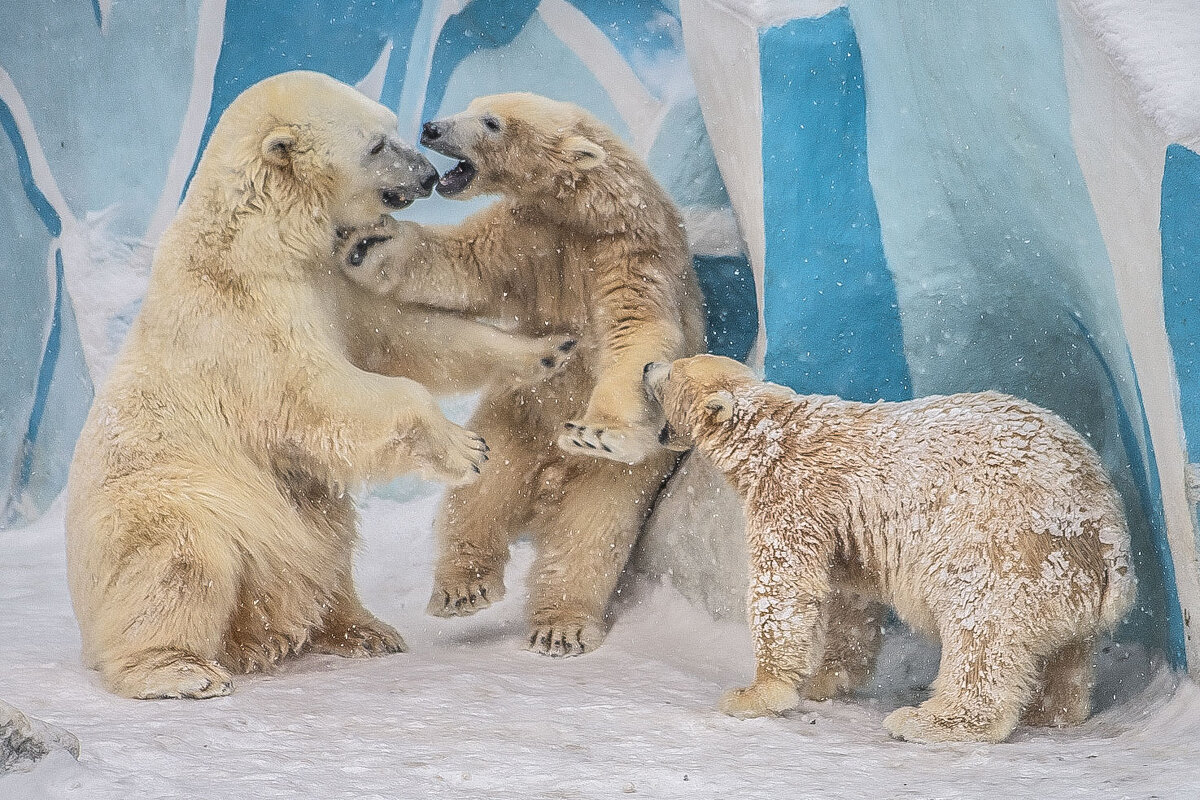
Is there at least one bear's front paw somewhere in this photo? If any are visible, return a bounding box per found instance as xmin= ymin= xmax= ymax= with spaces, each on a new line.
xmin=525 ymin=620 xmax=606 ymax=657
xmin=719 ymin=679 xmax=800 ymax=719
xmin=411 ymin=419 xmax=489 ymax=486
xmin=427 ymin=572 xmax=506 ymax=617
xmin=508 ymin=335 xmax=576 ymax=385
xmin=558 ymin=421 xmax=656 ymax=465
xmin=309 ymin=617 xmax=407 ymax=657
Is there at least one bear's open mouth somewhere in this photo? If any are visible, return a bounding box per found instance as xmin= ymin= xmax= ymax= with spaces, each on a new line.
xmin=437 ymin=159 xmax=477 ymax=197
xmin=380 ymin=189 xmax=415 ymax=210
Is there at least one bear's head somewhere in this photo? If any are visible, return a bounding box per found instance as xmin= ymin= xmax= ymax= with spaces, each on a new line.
xmin=643 ymin=355 xmax=761 ymax=451
xmin=202 ymin=71 xmax=438 ymax=229
xmin=419 ymin=93 xmax=608 ymax=201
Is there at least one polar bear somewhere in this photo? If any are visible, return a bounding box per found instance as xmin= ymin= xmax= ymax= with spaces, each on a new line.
xmin=65 ymin=71 xmax=496 ymax=700
xmin=336 ymin=93 xmax=706 ymax=655
xmin=644 ymin=354 xmax=1136 ymax=743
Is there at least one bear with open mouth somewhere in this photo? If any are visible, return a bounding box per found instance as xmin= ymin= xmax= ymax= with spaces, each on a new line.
xmin=337 ymin=93 xmax=706 ymax=656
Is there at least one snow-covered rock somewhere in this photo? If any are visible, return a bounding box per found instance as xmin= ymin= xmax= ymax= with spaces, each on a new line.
xmin=0 ymin=699 xmax=79 ymax=774
xmin=636 ymin=453 xmax=749 ymax=620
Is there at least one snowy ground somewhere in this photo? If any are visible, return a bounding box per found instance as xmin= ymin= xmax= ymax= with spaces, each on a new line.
xmin=3 ymin=490 xmax=1200 ymax=800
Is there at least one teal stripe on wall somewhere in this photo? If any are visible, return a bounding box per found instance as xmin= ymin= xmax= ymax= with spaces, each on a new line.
xmin=1163 ymin=144 xmax=1200 ymax=467
xmin=758 ymin=7 xmax=910 ymax=402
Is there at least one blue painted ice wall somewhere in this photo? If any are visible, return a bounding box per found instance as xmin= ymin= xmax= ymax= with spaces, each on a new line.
xmin=0 ymin=0 xmax=755 ymax=527
xmin=743 ymin=2 xmax=1184 ymax=661
xmin=1163 ymin=144 xmax=1200 ymax=470
xmin=759 ymin=8 xmax=911 ymax=402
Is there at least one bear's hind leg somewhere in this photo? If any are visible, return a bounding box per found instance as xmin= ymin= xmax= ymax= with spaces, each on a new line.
xmin=91 ymin=510 xmax=241 ymax=699
xmin=805 ymin=592 xmax=885 ymax=701
xmin=1023 ymin=637 xmax=1095 ymax=727
xmin=884 ymin=629 xmax=1040 ymax=743
xmin=304 ymin=482 xmax=406 ymax=657
xmin=525 ymin=455 xmax=671 ymax=657
xmin=428 ymin=406 xmax=539 ymax=617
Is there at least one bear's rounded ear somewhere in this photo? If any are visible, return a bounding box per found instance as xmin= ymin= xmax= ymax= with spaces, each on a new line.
xmin=261 ymin=127 xmax=297 ymax=167
xmin=703 ymin=390 xmax=735 ymax=423
xmin=562 ymin=135 xmax=606 ymax=170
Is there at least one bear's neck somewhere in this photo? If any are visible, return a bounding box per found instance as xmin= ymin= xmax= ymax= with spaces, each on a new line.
xmin=534 ymin=153 xmax=679 ymax=238
xmin=165 ymin=165 xmax=331 ymax=289
xmin=697 ymin=391 xmax=819 ymax=495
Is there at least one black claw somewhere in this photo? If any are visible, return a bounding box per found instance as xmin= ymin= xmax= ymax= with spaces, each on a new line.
xmin=541 ymin=356 xmax=556 ymax=368
xmin=559 ymin=339 xmax=577 ymax=352
xmin=472 ymin=464 xmax=481 ymax=474
xmin=601 ymin=444 xmax=613 ymax=452
xmin=563 ymin=422 xmax=577 ymax=430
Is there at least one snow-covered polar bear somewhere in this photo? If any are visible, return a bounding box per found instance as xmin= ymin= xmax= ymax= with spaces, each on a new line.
xmin=644 ymin=354 xmax=1136 ymax=743
xmin=337 ymin=93 xmax=706 ymax=656
xmin=65 ymin=71 xmax=495 ymax=700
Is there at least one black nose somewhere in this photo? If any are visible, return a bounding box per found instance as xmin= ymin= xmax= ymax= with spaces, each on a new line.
xmin=643 ymin=362 xmax=654 ymax=375
xmin=421 ymin=121 xmax=441 ymax=143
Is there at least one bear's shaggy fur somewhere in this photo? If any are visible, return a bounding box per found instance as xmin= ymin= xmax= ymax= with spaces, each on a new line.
xmin=337 ymin=93 xmax=705 ymax=655
xmin=65 ymin=71 xmax=494 ymax=699
xmin=645 ymin=355 xmax=1135 ymax=743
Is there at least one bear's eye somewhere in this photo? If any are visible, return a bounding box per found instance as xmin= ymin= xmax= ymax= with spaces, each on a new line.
xmin=483 ymin=115 xmax=501 ymax=133
xmin=369 ymin=137 xmax=387 ymax=156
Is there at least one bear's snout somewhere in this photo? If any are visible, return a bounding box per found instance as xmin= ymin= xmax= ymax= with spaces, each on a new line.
xmin=419 ymin=167 xmax=438 ymax=194
xmin=421 ymin=121 xmax=443 ymax=144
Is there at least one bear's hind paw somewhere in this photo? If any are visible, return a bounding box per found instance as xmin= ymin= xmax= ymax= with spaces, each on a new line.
xmin=883 ymin=704 xmax=1013 ymax=744
xmin=525 ymin=621 xmax=605 ymax=657
xmin=109 ymin=651 xmax=233 ymax=700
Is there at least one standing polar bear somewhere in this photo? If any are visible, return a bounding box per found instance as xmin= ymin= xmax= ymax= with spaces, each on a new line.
xmin=339 ymin=93 xmax=706 ymax=655
xmin=645 ymin=355 xmax=1136 ymax=743
xmin=66 ymin=71 xmax=500 ymax=699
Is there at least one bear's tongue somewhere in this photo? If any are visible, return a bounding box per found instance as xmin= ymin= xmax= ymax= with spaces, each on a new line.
xmin=437 ymin=160 xmax=477 ymax=197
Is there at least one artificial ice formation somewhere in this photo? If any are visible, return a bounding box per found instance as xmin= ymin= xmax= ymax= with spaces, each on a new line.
xmin=645 ymin=354 xmax=1136 ymax=743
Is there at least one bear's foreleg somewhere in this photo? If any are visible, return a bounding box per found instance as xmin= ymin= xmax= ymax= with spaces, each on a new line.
xmin=559 ymin=321 xmax=687 ymax=466
xmin=87 ymin=497 xmax=242 ymax=699
xmin=524 ymin=453 xmax=673 ymax=656
xmin=720 ymin=529 xmax=834 ymax=718
xmin=346 ymin=302 xmax=575 ymax=395
xmin=293 ymin=365 xmax=488 ymax=488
